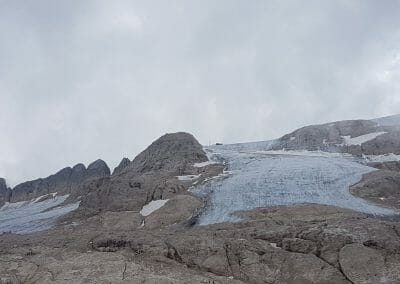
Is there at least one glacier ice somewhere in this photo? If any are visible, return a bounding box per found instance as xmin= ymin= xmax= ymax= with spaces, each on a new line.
xmin=192 ymin=143 xmax=396 ymax=225
xmin=0 ymin=194 xmax=80 ymax=234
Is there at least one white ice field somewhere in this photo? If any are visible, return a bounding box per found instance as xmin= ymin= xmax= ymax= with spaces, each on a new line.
xmin=192 ymin=143 xmax=397 ymax=225
xmin=0 ymin=194 xmax=80 ymax=234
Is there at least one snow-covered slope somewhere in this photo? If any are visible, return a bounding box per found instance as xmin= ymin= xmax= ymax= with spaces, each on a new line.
xmin=192 ymin=143 xmax=396 ymax=225
xmin=0 ymin=194 xmax=80 ymax=234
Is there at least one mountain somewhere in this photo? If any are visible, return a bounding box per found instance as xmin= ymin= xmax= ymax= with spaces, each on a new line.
xmin=112 ymin=157 xmax=130 ymax=175
xmin=272 ymin=115 xmax=400 ymax=157
xmin=1 ymin=118 xmax=400 ymax=283
xmin=77 ymin=132 xmax=214 ymax=215
xmin=9 ymin=159 xmax=110 ymax=203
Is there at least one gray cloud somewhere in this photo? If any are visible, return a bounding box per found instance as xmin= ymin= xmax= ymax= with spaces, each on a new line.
xmin=1 ymin=0 xmax=400 ymax=186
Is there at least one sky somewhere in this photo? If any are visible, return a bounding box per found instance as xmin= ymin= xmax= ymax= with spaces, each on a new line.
xmin=1 ymin=0 xmax=400 ymax=186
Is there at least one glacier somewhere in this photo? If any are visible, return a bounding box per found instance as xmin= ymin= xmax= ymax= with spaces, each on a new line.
xmin=192 ymin=143 xmax=397 ymax=225
xmin=0 ymin=194 xmax=80 ymax=234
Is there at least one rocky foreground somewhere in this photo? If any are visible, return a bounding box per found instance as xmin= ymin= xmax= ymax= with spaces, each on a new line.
xmin=1 ymin=116 xmax=400 ymax=283
xmin=1 ymin=204 xmax=400 ymax=283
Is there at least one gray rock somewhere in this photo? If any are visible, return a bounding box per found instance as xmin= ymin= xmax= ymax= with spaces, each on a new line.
xmin=272 ymin=117 xmax=400 ymax=156
xmin=362 ymin=130 xmax=400 ymax=155
xmin=78 ymin=132 xmax=208 ymax=214
xmin=87 ymin=159 xmax=110 ymax=179
xmin=0 ymin=178 xmax=11 ymax=206
xmin=70 ymin=163 xmax=87 ymax=183
xmin=9 ymin=160 xmax=111 ymax=203
xmin=112 ymin=157 xmax=130 ymax=175
xmin=339 ymin=243 xmax=400 ymax=284
xmin=127 ymin=132 xmax=207 ymax=174
xmin=350 ymin=170 xmax=400 ymax=209
xmin=368 ymin=161 xmax=400 ymax=172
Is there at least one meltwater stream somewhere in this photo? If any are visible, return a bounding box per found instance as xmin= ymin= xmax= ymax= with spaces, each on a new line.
xmin=192 ymin=143 xmax=396 ymax=225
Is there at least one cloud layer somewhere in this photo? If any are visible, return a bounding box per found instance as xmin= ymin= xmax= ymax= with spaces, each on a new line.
xmin=1 ymin=0 xmax=400 ymax=185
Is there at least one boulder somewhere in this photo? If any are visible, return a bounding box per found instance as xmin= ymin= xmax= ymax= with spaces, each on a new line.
xmin=339 ymin=243 xmax=400 ymax=283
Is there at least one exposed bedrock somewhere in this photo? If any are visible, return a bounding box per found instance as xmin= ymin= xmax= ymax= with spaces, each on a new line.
xmin=368 ymin=161 xmax=400 ymax=172
xmin=9 ymin=159 xmax=110 ymax=203
xmin=112 ymin=157 xmax=130 ymax=175
xmin=77 ymin=132 xmax=214 ymax=214
xmin=350 ymin=169 xmax=400 ymax=209
xmin=0 ymin=177 xmax=11 ymax=206
xmin=272 ymin=117 xmax=400 ymax=156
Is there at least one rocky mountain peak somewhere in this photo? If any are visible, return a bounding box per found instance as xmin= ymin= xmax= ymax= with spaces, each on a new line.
xmin=0 ymin=178 xmax=11 ymax=205
xmin=127 ymin=132 xmax=207 ymax=174
xmin=112 ymin=157 xmax=130 ymax=175
xmin=87 ymin=159 xmax=110 ymax=178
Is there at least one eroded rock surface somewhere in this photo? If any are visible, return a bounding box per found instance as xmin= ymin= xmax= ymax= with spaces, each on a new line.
xmin=77 ymin=132 xmax=213 ymax=214
xmin=0 ymin=178 xmax=11 ymax=206
xmin=272 ymin=116 xmax=400 ymax=156
xmin=351 ymin=170 xmax=400 ymax=209
xmin=1 ymin=204 xmax=399 ymax=283
xmin=9 ymin=160 xmax=110 ymax=203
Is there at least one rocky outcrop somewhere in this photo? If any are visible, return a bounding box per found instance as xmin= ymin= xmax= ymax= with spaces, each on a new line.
xmin=273 ymin=119 xmax=377 ymax=152
xmin=368 ymin=161 xmax=400 ymax=172
xmin=112 ymin=157 xmax=130 ymax=175
xmin=0 ymin=178 xmax=11 ymax=206
xmin=362 ymin=130 xmax=400 ymax=155
xmin=272 ymin=116 xmax=400 ymax=156
xmin=350 ymin=169 xmax=400 ymax=209
xmin=78 ymin=132 xmax=210 ymax=214
xmin=24 ymin=204 xmax=396 ymax=283
xmin=126 ymin=132 xmax=208 ymax=174
xmin=86 ymin=159 xmax=110 ymax=178
xmin=9 ymin=160 xmax=110 ymax=203
xmin=143 ymin=194 xmax=203 ymax=229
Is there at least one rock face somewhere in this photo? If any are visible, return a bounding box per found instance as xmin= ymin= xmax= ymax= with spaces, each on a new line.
xmin=126 ymin=132 xmax=208 ymax=174
xmin=9 ymin=160 xmax=110 ymax=203
xmin=0 ymin=178 xmax=11 ymax=206
xmin=78 ymin=132 xmax=209 ymax=214
xmin=272 ymin=116 xmax=400 ymax=156
xmin=86 ymin=159 xmax=111 ymax=178
xmin=350 ymin=169 xmax=400 ymax=209
xmin=112 ymin=157 xmax=130 ymax=175
xmin=368 ymin=161 xmax=400 ymax=172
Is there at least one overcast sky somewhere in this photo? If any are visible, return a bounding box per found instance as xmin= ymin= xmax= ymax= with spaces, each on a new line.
xmin=1 ymin=0 xmax=400 ymax=186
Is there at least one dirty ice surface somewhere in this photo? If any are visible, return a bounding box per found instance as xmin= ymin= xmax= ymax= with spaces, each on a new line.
xmin=192 ymin=143 xmax=396 ymax=225
xmin=0 ymin=194 xmax=80 ymax=234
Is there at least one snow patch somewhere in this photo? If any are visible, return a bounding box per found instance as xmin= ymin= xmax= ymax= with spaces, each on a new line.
xmin=177 ymin=174 xmax=201 ymax=181
xmin=193 ymin=161 xmax=217 ymax=168
xmin=140 ymin=199 xmax=169 ymax=216
xmin=341 ymin=132 xmax=387 ymax=146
